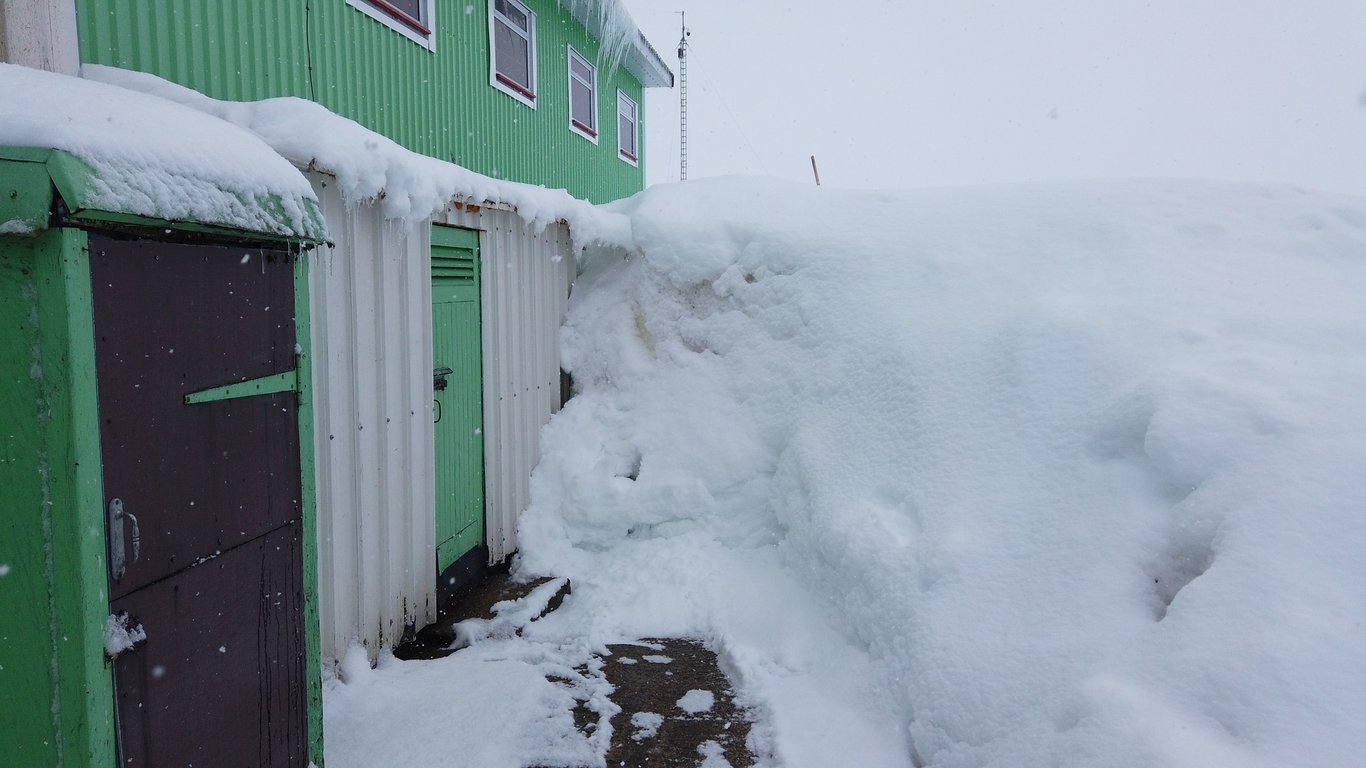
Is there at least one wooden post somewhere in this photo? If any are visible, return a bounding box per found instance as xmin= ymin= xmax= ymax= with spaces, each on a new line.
xmin=810 ymin=155 xmax=822 ymax=186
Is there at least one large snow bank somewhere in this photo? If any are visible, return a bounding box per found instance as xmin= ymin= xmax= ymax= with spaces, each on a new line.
xmin=83 ymin=65 xmax=628 ymax=245
xmin=0 ymin=63 xmax=319 ymax=237
xmin=518 ymin=177 xmax=1366 ymax=767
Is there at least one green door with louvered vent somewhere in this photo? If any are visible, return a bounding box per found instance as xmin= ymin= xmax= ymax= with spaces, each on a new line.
xmin=431 ymin=226 xmax=484 ymax=573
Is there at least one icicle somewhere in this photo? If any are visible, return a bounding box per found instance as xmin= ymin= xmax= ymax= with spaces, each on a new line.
xmin=555 ymin=0 xmax=638 ymax=75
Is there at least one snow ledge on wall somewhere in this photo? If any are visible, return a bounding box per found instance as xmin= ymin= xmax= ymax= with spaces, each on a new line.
xmin=82 ymin=65 xmax=634 ymax=250
xmin=0 ymin=63 xmax=323 ymax=239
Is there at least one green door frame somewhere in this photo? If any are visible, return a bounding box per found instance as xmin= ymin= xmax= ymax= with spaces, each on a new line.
xmin=0 ymin=152 xmax=326 ymax=766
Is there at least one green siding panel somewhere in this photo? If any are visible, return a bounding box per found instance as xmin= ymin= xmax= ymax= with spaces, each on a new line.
xmin=0 ymin=156 xmax=53 ymax=232
xmin=40 ymin=229 xmax=114 ymax=768
xmin=77 ymin=0 xmax=650 ymax=203
xmin=0 ymin=224 xmax=114 ymax=767
xmin=293 ymin=254 xmax=326 ymax=765
xmin=0 ymin=234 xmax=59 ymax=768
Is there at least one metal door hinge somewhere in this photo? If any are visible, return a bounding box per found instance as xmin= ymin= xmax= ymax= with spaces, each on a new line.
xmin=185 ymin=369 xmax=299 ymax=405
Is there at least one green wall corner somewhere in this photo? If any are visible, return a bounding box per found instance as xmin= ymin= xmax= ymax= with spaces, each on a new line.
xmin=295 ymin=252 xmax=326 ymax=766
xmin=0 ymin=225 xmax=114 ymax=766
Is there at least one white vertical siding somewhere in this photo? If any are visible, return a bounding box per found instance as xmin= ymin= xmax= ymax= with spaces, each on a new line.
xmin=307 ymin=179 xmax=574 ymax=667
xmin=437 ymin=204 xmax=575 ymax=564
xmin=307 ymin=172 xmax=437 ymax=667
xmin=0 ymin=0 xmax=79 ymax=74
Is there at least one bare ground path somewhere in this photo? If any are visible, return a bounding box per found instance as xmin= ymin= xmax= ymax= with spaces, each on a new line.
xmin=395 ymin=572 xmax=759 ymax=767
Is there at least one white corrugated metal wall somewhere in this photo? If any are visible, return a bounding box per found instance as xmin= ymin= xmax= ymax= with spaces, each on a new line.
xmin=307 ymin=172 xmax=437 ymax=666
xmin=437 ymin=204 xmax=576 ymax=564
xmin=307 ymin=177 xmax=575 ymax=666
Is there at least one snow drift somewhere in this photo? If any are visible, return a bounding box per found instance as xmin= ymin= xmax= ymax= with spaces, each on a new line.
xmin=517 ymin=177 xmax=1366 ymax=767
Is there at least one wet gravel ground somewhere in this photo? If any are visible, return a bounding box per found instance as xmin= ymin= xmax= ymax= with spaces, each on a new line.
xmin=393 ymin=573 xmax=563 ymax=660
xmin=395 ymin=573 xmax=759 ymax=766
xmin=599 ymin=638 xmax=756 ymax=768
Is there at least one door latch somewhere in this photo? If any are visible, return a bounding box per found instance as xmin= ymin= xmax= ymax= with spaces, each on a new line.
xmin=433 ymin=366 xmax=453 ymax=391
xmin=108 ymin=498 xmax=141 ymax=582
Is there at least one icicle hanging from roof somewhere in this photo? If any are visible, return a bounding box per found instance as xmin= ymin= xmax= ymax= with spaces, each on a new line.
xmin=556 ymin=0 xmax=638 ymax=74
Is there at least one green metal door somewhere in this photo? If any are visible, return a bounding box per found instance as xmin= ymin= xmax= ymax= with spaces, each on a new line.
xmin=432 ymin=226 xmax=485 ymax=573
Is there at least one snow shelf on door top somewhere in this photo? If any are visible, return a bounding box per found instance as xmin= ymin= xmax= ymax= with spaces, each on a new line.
xmin=0 ymin=63 xmax=324 ymax=239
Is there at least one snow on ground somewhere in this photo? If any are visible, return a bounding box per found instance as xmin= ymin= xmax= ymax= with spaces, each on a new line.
xmin=319 ymin=176 xmax=1366 ymax=767
xmin=631 ymin=711 xmax=665 ymax=740
xmin=324 ymin=640 xmax=614 ymax=768
xmin=508 ymin=177 xmax=1366 ymax=767
xmin=678 ymin=689 xmax=717 ymax=714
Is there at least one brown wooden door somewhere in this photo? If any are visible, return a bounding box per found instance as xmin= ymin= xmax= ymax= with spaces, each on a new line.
xmin=91 ymin=235 xmax=307 ymax=767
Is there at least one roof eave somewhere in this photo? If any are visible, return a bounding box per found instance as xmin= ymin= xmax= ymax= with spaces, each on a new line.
xmin=559 ymin=2 xmax=674 ymax=88
xmin=626 ymin=31 xmax=675 ymax=89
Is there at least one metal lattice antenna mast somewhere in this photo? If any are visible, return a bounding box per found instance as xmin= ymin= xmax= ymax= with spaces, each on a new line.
xmin=677 ymin=12 xmax=690 ymax=181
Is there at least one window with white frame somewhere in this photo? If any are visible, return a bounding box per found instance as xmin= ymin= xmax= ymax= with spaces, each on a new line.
xmin=617 ymin=90 xmax=639 ymax=164
xmin=567 ymin=47 xmax=599 ymax=141
xmin=489 ymin=0 xmax=536 ymax=106
xmin=347 ymin=0 xmax=435 ymax=49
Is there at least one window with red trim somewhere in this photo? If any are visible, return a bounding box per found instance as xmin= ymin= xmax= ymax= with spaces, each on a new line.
xmin=568 ymin=47 xmax=599 ymax=141
xmin=490 ymin=0 xmax=537 ymax=105
xmin=617 ymin=91 xmax=639 ymax=163
xmin=349 ymin=0 xmax=433 ymax=45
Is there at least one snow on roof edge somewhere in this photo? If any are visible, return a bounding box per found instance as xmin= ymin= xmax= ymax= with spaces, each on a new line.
xmin=80 ymin=65 xmax=634 ymax=251
xmin=0 ymin=63 xmax=325 ymax=241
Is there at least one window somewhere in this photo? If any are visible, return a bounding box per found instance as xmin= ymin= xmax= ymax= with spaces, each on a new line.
xmin=347 ymin=0 xmax=435 ymax=50
xmin=567 ymin=47 xmax=599 ymax=142
xmin=489 ymin=0 xmax=536 ymax=106
xmin=617 ymin=90 xmax=639 ymax=164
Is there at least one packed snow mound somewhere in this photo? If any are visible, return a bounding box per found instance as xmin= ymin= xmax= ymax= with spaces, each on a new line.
xmin=83 ymin=65 xmax=629 ymax=245
xmin=518 ymin=177 xmax=1366 ymax=767
xmin=0 ymin=63 xmax=319 ymax=237
xmin=325 ymin=641 xmax=615 ymax=768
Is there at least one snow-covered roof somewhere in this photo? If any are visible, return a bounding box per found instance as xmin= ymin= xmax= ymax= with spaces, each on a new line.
xmin=1 ymin=60 xmax=636 ymax=247
xmin=0 ymin=63 xmax=325 ymax=241
xmin=558 ymin=0 xmax=674 ymax=88
xmin=83 ymin=65 xmax=631 ymax=247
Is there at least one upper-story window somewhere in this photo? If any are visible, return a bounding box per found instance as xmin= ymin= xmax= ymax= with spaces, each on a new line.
xmin=567 ymin=47 xmax=599 ymax=142
xmin=347 ymin=0 xmax=435 ymax=50
xmin=489 ymin=0 xmax=537 ymax=107
xmin=617 ymin=90 xmax=639 ymax=165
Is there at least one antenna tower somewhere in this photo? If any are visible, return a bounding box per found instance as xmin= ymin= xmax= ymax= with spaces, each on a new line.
xmin=677 ymin=12 xmax=690 ymax=181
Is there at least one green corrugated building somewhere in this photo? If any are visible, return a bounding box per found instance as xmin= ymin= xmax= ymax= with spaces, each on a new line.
xmin=76 ymin=0 xmax=673 ymax=202
xmin=1 ymin=2 xmax=672 ymax=765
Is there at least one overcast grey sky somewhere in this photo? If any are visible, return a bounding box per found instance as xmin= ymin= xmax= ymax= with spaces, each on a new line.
xmin=622 ymin=0 xmax=1366 ymax=195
